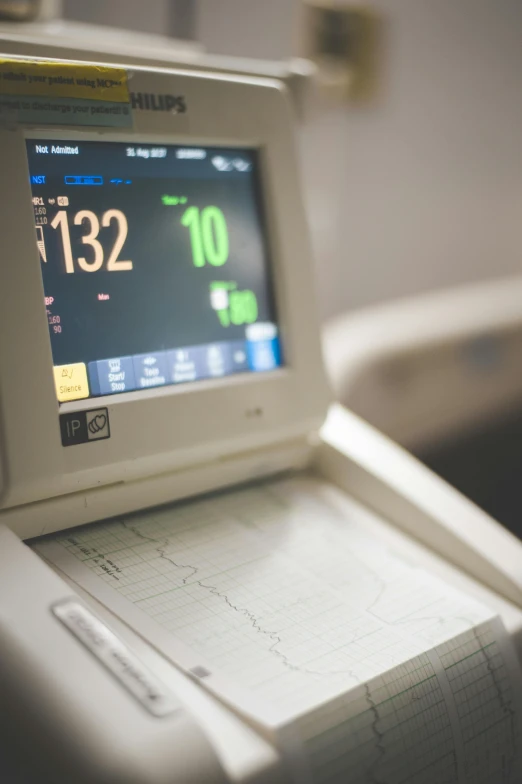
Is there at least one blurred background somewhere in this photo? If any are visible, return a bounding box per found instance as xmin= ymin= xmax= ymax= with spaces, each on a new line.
xmin=2 ymin=0 xmax=522 ymax=535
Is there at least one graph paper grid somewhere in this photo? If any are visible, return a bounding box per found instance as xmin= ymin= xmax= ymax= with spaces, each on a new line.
xmin=34 ymin=476 xmax=522 ymax=783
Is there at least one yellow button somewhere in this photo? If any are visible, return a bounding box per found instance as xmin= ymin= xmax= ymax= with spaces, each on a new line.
xmin=53 ymin=363 xmax=89 ymax=403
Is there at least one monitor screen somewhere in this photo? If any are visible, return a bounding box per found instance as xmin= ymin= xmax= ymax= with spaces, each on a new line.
xmin=25 ymin=139 xmax=282 ymax=404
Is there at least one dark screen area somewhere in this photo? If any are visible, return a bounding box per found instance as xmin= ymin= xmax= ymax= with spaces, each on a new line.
xmin=26 ymin=139 xmax=282 ymax=402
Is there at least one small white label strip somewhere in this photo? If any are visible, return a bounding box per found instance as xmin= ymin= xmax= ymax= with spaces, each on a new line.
xmin=53 ymin=599 xmax=181 ymax=718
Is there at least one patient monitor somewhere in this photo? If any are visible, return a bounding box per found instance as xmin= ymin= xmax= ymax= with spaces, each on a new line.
xmin=2 ymin=54 xmax=522 ymax=784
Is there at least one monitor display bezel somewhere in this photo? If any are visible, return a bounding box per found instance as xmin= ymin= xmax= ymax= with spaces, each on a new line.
xmin=0 ymin=65 xmax=330 ymax=521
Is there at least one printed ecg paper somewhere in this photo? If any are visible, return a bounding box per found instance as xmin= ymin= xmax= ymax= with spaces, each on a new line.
xmin=34 ymin=476 xmax=522 ymax=783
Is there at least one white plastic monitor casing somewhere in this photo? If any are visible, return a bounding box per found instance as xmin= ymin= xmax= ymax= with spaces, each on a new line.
xmin=2 ymin=52 xmax=522 ymax=784
xmin=0 ymin=57 xmax=330 ymax=539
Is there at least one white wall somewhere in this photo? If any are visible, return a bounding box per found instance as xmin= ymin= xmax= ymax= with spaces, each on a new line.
xmin=197 ymin=0 xmax=299 ymax=60
xmin=199 ymin=0 xmax=522 ymax=320
xmin=63 ymin=0 xmax=170 ymax=33
xmin=311 ymin=0 xmax=522 ymax=319
xmin=62 ymin=0 xmax=196 ymax=39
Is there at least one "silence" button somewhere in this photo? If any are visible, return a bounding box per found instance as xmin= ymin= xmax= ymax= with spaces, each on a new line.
xmin=53 ymin=362 xmax=89 ymax=403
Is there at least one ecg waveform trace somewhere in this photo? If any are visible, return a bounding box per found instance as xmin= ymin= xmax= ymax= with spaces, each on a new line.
xmin=36 ymin=477 xmax=522 ymax=784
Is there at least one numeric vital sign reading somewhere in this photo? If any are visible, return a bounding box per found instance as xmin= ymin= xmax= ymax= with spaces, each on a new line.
xmin=26 ymin=140 xmax=281 ymax=403
xmin=50 ymin=209 xmax=132 ymax=273
xmin=182 ymin=206 xmax=229 ymax=267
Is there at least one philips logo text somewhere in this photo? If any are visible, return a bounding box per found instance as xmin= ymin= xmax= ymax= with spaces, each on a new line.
xmin=130 ymin=93 xmax=186 ymax=114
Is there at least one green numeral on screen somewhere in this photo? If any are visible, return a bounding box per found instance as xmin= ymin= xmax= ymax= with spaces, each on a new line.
xmin=202 ymin=206 xmax=229 ymax=266
xmin=181 ymin=206 xmax=229 ymax=267
xmin=181 ymin=206 xmax=205 ymax=267
xmin=230 ymin=290 xmax=258 ymax=325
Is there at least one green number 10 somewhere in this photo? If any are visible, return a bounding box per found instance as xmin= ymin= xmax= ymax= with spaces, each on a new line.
xmin=181 ymin=206 xmax=229 ymax=267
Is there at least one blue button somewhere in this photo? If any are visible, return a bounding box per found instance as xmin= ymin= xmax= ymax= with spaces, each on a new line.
xmin=229 ymin=341 xmax=249 ymax=373
xmin=96 ymin=356 xmax=136 ymax=395
xmin=202 ymin=343 xmax=233 ymax=378
xmin=167 ymin=347 xmax=203 ymax=384
xmin=247 ymin=337 xmax=281 ymax=372
xmin=132 ymin=352 xmax=168 ymax=389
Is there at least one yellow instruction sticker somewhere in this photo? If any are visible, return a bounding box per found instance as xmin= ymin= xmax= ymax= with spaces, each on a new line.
xmin=0 ymin=59 xmax=129 ymax=102
xmin=0 ymin=59 xmax=131 ymax=127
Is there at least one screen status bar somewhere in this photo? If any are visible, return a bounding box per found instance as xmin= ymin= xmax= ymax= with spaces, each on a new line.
xmin=29 ymin=142 xmax=254 ymax=182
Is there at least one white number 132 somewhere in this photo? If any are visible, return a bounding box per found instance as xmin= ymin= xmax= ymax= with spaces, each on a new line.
xmin=50 ymin=209 xmax=132 ymax=273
